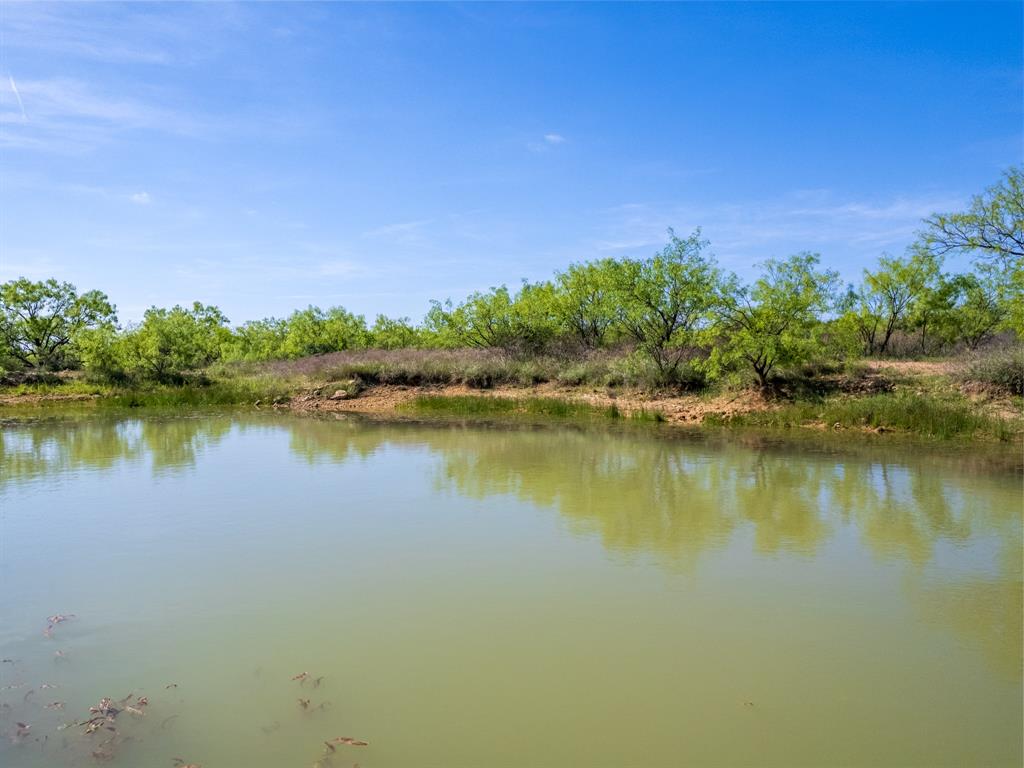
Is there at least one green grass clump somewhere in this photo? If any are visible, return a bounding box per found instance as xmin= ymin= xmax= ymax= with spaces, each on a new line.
xmin=410 ymin=395 xmax=519 ymax=416
xmin=0 ymin=379 xmax=114 ymax=398
xmin=101 ymin=377 xmax=295 ymax=408
xmin=630 ymin=408 xmax=667 ymax=423
xmin=707 ymin=392 xmax=1014 ymax=441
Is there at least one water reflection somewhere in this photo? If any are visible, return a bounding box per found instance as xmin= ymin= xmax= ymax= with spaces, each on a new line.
xmin=2 ymin=411 xmax=1020 ymax=680
xmin=0 ymin=414 xmax=232 ymax=483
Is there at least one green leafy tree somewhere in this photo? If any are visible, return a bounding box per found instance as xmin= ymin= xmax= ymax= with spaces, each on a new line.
xmin=609 ymin=229 xmax=723 ymax=379
xmin=280 ymin=306 xmax=369 ymax=358
xmin=714 ymin=253 xmax=839 ymax=388
xmin=918 ymin=168 xmax=1023 ymax=336
xmin=553 ymin=259 xmax=619 ymax=348
xmin=910 ymin=274 xmax=960 ymax=354
xmin=369 ymin=315 xmax=422 ymax=350
xmin=118 ymin=303 xmax=232 ymax=382
xmin=844 ymin=250 xmax=940 ymax=355
xmin=921 ymin=167 xmax=1023 ymax=268
xmin=0 ymin=278 xmax=117 ymax=370
xmin=224 ymin=318 xmax=289 ymax=361
xmin=421 ymin=300 xmax=462 ymax=349
xmin=425 ymin=287 xmax=519 ymax=350
xmin=77 ymin=325 xmax=128 ymax=382
xmin=952 ymin=273 xmax=1008 ymax=349
xmin=912 ymin=273 xmax=1006 ymax=352
xmin=510 ymin=280 xmax=561 ymax=353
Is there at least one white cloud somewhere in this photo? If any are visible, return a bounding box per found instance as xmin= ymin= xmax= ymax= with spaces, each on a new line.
xmin=7 ymin=76 xmax=27 ymax=121
xmin=316 ymin=259 xmax=363 ymax=277
xmin=0 ymin=250 xmax=64 ymax=281
xmin=0 ymin=3 xmax=244 ymax=66
xmin=592 ymin=190 xmax=968 ymax=277
xmin=0 ymin=77 xmax=215 ymax=152
xmin=130 ymin=191 xmax=151 ymax=205
xmin=360 ymin=219 xmax=433 ymax=245
xmin=527 ymin=132 xmax=568 ymax=152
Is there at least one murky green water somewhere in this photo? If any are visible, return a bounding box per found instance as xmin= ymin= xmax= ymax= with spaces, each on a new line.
xmin=1 ymin=412 xmax=1021 ymax=767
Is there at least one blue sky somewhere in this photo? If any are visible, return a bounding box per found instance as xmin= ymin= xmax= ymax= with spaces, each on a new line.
xmin=1 ymin=2 xmax=1020 ymax=324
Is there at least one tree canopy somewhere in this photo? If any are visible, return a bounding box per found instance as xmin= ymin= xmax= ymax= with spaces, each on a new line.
xmin=0 ymin=278 xmax=116 ymax=369
xmin=920 ymin=167 xmax=1024 ymax=267
xmin=609 ymin=229 xmax=724 ymax=378
xmin=3 ymin=168 xmax=1019 ymax=387
xmin=715 ymin=253 xmax=839 ymax=388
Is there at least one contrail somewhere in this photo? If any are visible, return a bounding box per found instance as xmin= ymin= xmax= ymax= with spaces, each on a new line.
xmin=9 ymin=75 xmax=27 ymax=121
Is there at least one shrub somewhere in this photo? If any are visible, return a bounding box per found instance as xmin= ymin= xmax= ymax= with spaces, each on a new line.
xmin=709 ymin=392 xmax=1012 ymax=441
xmin=960 ymin=346 xmax=1024 ymax=396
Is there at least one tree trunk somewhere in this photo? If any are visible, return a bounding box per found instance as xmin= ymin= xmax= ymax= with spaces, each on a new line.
xmin=753 ymin=362 xmax=771 ymax=389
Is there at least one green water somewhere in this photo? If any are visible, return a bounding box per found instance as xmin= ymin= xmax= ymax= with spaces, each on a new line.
xmin=1 ymin=412 xmax=1021 ymax=767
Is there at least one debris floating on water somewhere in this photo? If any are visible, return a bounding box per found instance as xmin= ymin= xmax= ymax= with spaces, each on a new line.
xmin=327 ymin=736 xmax=369 ymax=747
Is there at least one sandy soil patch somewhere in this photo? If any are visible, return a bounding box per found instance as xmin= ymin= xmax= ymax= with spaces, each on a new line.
xmin=0 ymin=392 xmax=98 ymax=406
xmin=862 ymin=359 xmax=957 ymax=376
xmin=286 ymin=383 xmax=772 ymax=424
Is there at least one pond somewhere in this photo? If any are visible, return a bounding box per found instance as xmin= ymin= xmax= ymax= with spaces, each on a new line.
xmin=1 ymin=412 xmax=1021 ymax=767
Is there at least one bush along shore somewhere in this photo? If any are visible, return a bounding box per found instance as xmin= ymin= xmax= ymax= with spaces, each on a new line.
xmin=0 ymin=169 xmax=1021 ymax=441
xmin=1 ymin=346 xmax=1020 ymax=443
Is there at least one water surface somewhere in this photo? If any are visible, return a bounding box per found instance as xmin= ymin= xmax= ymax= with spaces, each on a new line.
xmin=1 ymin=412 xmax=1021 ymax=767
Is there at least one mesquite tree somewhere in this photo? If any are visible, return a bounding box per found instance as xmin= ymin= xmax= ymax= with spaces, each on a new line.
xmin=0 ymin=278 xmax=116 ymax=370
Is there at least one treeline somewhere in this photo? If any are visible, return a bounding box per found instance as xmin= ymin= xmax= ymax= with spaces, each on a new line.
xmin=2 ymin=169 xmax=1021 ymax=389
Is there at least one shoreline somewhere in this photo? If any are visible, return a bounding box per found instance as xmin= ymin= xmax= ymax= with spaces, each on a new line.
xmin=3 ymin=385 xmax=1020 ymax=478
xmin=2 ymin=378 xmax=1019 ymax=445
xmin=285 ymin=382 xmax=772 ymax=424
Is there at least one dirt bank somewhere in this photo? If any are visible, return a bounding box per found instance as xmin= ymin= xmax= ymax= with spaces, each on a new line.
xmin=286 ymin=383 xmax=772 ymax=424
xmin=0 ymin=392 xmax=99 ymax=406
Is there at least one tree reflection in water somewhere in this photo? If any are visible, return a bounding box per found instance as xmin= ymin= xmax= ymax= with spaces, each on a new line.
xmin=2 ymin=411 xmax=1019 ymax=679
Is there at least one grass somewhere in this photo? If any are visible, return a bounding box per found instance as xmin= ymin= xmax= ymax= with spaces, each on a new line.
xmin=0 ymin=378 xmax=115 ymax=398
xmin=405 ymin=394 xmax=664 ymax=424
xmin=237 ymin=347 xmax=703 ymax=391
xmin=101 ymin=378 xmax=296 ymax=408
xmin=706 ymin=392 xmax=1015 ymax=441
xmin=2 ymin=347 xmax=1018 ymax=443
xmin=0 ymin=374 xmax=298 ymax=409
xmin=958 ymin=345 xmax=1024 ymax=396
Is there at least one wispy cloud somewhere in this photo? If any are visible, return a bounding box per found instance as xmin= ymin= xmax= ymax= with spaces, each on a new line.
xmin=316 ymin=259 xmax=364 ymax=277
xmin=0 ymin=3 xmax=245 ymax=66
xmin=592 ymin=190 xmax=967 ymax=274
xmin=168 ymin=245 xmax=381 ymax=286
xmin=0 ymin=251 xmax=65 ymax=281
xmin=0 ymin=77 xmax=218 ymax=152
xmin=360 ymin=219 xmax=433 ymax=243
xmin=527 ymin=132 xmax=568 ymax=152
xmin=7 ymin=76 xmax=27 ymax=121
